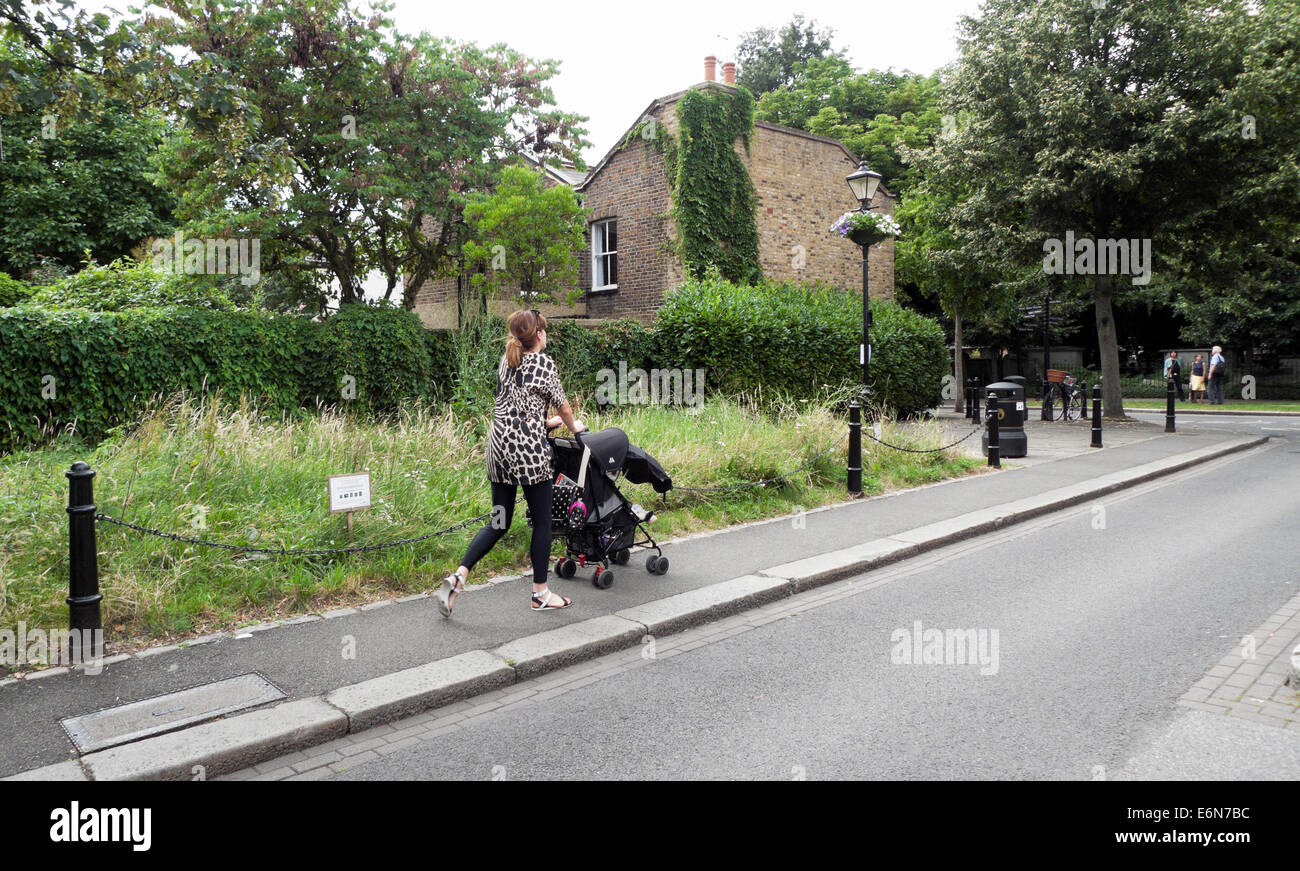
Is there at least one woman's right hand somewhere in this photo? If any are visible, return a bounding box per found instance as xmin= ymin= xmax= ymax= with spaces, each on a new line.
xmin=573 ymin=419 xmax=587 ymax=434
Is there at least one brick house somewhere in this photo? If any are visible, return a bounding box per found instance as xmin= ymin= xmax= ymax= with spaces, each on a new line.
xmin=411 ymin=57 xmax=895 ymax=328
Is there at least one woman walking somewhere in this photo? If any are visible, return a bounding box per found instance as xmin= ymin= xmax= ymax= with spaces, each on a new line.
xmin=437 ymin=310 xmax=585 ymax=617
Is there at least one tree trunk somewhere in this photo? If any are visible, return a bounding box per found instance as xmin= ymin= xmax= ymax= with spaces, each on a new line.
xmin=1094 ymin=273 xmax=1125 ymax=418
xmin=953 ymin=312 xmax=965 ymax=413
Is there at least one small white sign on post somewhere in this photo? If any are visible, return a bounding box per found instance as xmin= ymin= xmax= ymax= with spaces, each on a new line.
xmin=329 ymin=473 xmax=371 ymax=535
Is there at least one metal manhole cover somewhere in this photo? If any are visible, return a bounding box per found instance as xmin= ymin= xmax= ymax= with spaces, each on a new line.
xmin=60 ymin=673 xmax=286 ymax=754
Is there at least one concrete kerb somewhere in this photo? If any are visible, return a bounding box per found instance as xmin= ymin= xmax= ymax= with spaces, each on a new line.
xmin=5 ymin=434 xmax=1269 ymax=781
xmin=325 ymin=650 xmax=515 ymax=732
xmin=80 ymin=698 xmax=348 ymax=782
xmin=492 ymin=615 xmax=646 ymax=681
xmin=615 ymin=574 xmax=792 ymax=636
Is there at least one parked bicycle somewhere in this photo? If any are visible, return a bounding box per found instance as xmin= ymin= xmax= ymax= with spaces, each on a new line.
xmin=1044 ymin=369 xmax=1087 ymax=421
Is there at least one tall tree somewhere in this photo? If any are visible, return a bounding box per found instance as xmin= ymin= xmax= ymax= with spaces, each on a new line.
xmin=938 ymin=0 xmax=1300 ymax=417
xmin=897 ymin=177 xmax=1020 ymax=411
xmin=0 ymin=44 xmax=174 ymax=276
xmin=461 ymin=164 xmax=586 ymax=307
xmin=754 ymin=58 xmax=943 ymax=196
xmin=147 ymin=0 xmax=586 ymax=307
xmin=735 ymin=14 xmax=835 ymax=98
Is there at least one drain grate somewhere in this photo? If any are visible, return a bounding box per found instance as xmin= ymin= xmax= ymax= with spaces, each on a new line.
xmin=61 ymin=673 xmax=286 ymax=754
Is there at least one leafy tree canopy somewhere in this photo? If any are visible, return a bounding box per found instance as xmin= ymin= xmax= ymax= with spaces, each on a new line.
xmin=735 ymin=14 xmax=836 ymax=98
xmin=462 ymin=164 xmax=587 ymax=306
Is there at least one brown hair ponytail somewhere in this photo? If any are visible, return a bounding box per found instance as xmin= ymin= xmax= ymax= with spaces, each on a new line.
xmin=504 ymin=309 xmax=547 ymax=368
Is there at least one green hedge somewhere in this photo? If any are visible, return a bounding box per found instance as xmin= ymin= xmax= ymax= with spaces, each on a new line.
xmin=2 ymin=278 xmax=951 ymax=452
xmin=0 ymin=304 xmax=441 ymax=452
xmin=654 ymin=272 xmax=947 ymax=415
xmin=305 ymin=303 xmax=439 ymax=410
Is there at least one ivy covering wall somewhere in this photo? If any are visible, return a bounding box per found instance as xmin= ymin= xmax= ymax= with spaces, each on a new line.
xmin=668 ymin=88 xmax=764 ymax=284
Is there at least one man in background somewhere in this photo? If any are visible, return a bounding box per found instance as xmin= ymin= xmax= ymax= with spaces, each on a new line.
xmin=1207 ymin=345 xmax=1226 ymax=405
xmin=1166 ymin=350 xmax=1185 ymax=401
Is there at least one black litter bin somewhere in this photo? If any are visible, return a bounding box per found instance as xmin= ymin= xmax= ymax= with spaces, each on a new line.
xmin=981 ymin=380 xmax=1028 ymax=458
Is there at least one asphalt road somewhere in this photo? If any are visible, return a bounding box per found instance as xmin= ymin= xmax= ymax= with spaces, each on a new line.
xmin=326 ymin=434 xmax=1299 ymax=780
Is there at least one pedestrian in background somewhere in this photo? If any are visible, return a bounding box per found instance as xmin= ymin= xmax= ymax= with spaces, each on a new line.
xmin=1207 ymin=345 xmax=1226 ymax=405
xmin=1166 ymin=350 xmax=1185 ymax=401
xmin=1189 ymin=354 xmax=1206 ymax=403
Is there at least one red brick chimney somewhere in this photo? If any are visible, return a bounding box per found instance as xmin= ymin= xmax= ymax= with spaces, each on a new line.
xmin=704 ymin=56 xmax=716 ymax=82
xmin=723 ymin=61 xmax=736 ymax=85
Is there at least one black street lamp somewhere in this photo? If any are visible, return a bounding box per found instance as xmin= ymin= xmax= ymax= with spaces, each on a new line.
xmin=846 ymin=159 xmax=883 ymax=395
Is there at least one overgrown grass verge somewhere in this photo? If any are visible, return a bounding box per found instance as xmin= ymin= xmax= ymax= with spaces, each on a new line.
xmin=0 ymin=392 xmax=980 ymax=657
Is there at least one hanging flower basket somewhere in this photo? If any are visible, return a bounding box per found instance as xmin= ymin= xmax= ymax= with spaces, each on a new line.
xmin=831 ymin=210 xmax=900 ymax=247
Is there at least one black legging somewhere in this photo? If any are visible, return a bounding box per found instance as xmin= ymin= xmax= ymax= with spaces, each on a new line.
xmin=459 ymin=480 xmax=553 ymax=585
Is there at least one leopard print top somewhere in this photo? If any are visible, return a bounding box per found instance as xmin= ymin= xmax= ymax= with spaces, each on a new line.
xmin=486 ymin=351 xmax=568 ymax=485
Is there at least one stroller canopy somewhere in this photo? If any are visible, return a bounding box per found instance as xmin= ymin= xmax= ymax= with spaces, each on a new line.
xmin=580 ymin=427 xmax=628 ymax=477
xmin=574 ymin=427 xmax=673 ymax=493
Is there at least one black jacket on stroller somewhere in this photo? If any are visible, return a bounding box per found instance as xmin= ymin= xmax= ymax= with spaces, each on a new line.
xmin=530 ymin=426 xmax=672 ymax=588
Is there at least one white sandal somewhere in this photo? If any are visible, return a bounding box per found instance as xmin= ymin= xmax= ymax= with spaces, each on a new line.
xmin=531 ymin=587 xmax=573 ymax=611
xmin=436 ymin=570 xmax=466 ymax=617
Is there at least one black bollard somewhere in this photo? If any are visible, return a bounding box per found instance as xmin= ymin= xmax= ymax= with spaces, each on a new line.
xmin=1165 ymin=377 xmax=1176 ymax=433
xmin=66 ymin=462 xmax=103 ymax=656
xmin=1041 ymin=378 xmax=1053 ymax=421
xmin=1091 ymin=384 xmax=1103 ymax=448
xmin=971 ymin=378 xmax=981 ymax=424
xmin=1079 ymin=382 xmax=1088 ymax=420
xmin=986 ymin=393 xmax=1001 ymax=468
xmin=965 ymin=379 xmax=973 ymax=420
xmin=847 ymin=401 xmax=863 ymax=495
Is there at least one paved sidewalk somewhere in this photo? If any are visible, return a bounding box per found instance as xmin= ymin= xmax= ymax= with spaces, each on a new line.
xmin=0 ymin=422 xmax=1263 ymax=778
xmin=1118 ymin=587 xmax=1300 ymax=780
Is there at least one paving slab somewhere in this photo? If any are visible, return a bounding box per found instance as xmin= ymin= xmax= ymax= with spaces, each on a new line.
xmin=80 ymin=698 xmax=347 ymax=781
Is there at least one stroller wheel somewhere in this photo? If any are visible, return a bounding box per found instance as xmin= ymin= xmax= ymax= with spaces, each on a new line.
xmin=613 ymin=548 xmax=630 ymax=565
xmin=654 ymin=556 xmax=669 ymax=575
xmin=558 ymin=559 xmax=577 ymax=579
xmin=593 ymin=567 xmax=613 ymax=589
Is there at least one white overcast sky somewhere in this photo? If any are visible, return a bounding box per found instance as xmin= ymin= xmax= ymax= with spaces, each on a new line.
xmin=390 ymin=0 xmax=985 ymax=162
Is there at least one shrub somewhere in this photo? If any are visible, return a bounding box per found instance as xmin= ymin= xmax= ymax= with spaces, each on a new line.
xmin=0 ymin=273 xmax=34 ymax=307
xmin=304 ymin=303 xmax=438 ymax=412
xmin=654 ymin=271 xmax=947 ymax=416
xmin=26 ymin=258 xmax=235 ymax=311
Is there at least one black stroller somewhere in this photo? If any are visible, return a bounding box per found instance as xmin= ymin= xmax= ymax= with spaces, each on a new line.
xmin=528 ymin=426 xmax=673 ymax=589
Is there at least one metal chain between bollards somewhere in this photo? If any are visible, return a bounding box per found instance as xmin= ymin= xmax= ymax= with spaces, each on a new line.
xmin=93 ymin=494 xmax=527 ymax=557
xmin=862 ymin=423 xmax=983 ymax=454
